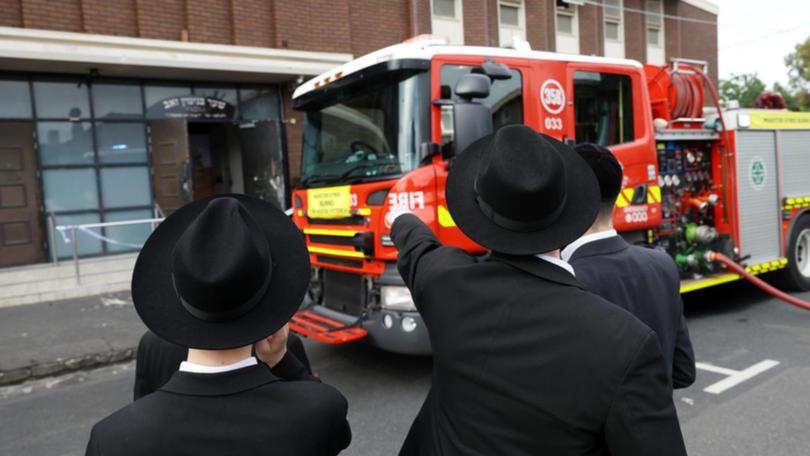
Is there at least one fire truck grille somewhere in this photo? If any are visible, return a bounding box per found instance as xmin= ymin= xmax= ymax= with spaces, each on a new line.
xmin=308 ymin=216 xmax=367 ymax=226
xmin=323 ymin=270 xmax=365 ymax=316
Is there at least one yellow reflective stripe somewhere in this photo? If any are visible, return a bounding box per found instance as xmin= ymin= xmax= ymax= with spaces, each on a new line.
xmin=437 ymin=205 xmax=456 ymax=227
xmin=307 ymin=246 xmax=365 ymax=258
xmin=647 ymin=185 xmax=661 ymax=204
xmin=680 ymin=274 xmax=740 ymax=293
xmin=355 ymin=208 xmax=372 ymax=216
xmin=303 ymin=228 xmax=357 ymax=237
xmin=615 ymin=188 xmax=634 ymax=208
xmin=296 ymin=210 xmax=304 ymax=217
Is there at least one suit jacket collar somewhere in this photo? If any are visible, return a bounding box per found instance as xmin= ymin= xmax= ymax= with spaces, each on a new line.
xmin=488 ymin=252 xmax=582 ymax=289
xmin=160 ymin=363 xmax=280 ymax=397
xmin=568 ymin=235 xmax=629 ymax=261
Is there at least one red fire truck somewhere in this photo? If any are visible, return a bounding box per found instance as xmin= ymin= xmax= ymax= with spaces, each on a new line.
xmin=288 ymin=37 xmax=810 ymax=354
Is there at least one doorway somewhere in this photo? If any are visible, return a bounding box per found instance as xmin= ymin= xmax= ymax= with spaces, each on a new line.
xmin=147 ymin=119 xmax=287 ymax=214
xmin=0 ymin=122 xmax=46 ymax=267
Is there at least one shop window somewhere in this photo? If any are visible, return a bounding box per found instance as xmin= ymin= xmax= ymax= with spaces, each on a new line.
xmin=42 ymin=168 xmax=99 ymax=212
xmin=33 ymin=81 xmax=90 ymax=119
xmin=51 ymin=212 xmax=103 ymax=258
xmin=0 ymin=80 xmax=32 ymax=118
xmin=92 ymin=84 xmax=143 ymax=120
xmin=239 ymin=86 xmax=281 ymax=120
xmin=573 ymin=71 xmax=634 ymax=146
xmin=103 ymin=209 xmax=153 ymax=253
xmin=439 ymin=65 xmax=523 ymax=146
xmin=144 ymin=85 xmax=192 ymax=116
xmin=194 ymin=86 xmax=238 ymax=106
xmin=100 ymin=167 xmax=152 ymax=209
xmin=37 ymin=121 xmax=95 ymax=165
xmin=96 ymin=122 xmax=148 ymax=164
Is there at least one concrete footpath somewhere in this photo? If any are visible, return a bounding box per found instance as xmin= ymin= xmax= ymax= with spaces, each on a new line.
xmin=0 ymin=292 xmax=145 ymax=386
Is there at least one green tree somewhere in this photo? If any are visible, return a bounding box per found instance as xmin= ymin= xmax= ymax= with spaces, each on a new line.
xmin=719 ymin=73 xmax=766 ymax=108
xmin=785 ymin=36 xmax=810 ymax=111
xmin=771 ymin=82 xmax=798 ymax=110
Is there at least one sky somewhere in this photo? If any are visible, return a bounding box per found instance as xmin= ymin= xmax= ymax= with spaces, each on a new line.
xmin=716 ymin=0 xmax=810 ymax=86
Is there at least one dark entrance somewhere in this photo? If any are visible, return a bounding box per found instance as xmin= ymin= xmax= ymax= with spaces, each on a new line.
xmin=0 ymin=122 xmax=46 ymax=267
xmin=148 ymin=119 xmax=287 ymax=212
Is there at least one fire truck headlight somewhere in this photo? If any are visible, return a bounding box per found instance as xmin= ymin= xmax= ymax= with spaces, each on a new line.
xmin=401 ymin=317 xmax=417 ymax=333
xmin=380 ymin=286 xmax=415 ymax=311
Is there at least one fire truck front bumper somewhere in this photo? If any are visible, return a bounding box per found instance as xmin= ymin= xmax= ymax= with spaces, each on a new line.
xmin=296 ymin=304 xmax=431 ymax=356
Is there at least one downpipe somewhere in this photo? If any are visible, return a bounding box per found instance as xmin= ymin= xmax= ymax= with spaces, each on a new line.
xmin=706 ymin=251 xmax=810 ymax=311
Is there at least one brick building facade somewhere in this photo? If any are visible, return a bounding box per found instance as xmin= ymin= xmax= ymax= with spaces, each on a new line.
xmin=0 ymin=0 xmax=717 ymax=266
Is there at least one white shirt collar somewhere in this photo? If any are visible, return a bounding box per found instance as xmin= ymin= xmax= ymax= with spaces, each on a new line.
xmin=534 ymin=254 xmax=576 ymax=277
xmin=561 ymin=229 xmax=619 ymax=262
xmin=179 ymin=356 xmax=258 ymax=374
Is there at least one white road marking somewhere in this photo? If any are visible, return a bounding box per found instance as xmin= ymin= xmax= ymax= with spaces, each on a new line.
xmin=696 ymin=359 xmax=780 ymax=394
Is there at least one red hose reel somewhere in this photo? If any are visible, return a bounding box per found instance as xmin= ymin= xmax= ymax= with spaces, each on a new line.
xmin=645 ymin=63 xmax=706 ymax=122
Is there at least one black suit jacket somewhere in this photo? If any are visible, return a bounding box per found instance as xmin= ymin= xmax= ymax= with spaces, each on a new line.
xmin=567 ymin=235 xmax=696 ymax=389
xmin=133 ymin=330 xmax=313 ymax=400
xmin=88 ymin=353 xmax=351 ymax=456
xmin=391 ymin=214 xmax=686 ymax=456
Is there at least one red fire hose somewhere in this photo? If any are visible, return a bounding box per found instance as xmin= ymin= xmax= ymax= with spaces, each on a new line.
xmin=707 ymin=251 xmax=810 ymax=311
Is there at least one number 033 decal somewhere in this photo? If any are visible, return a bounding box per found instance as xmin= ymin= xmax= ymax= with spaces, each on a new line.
xmin=544 ymin=117 xmax=563 ymax=130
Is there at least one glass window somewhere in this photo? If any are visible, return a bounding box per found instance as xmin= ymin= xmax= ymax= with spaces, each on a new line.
xmin=647 ymin=27 xmax=660 ymax=46
xmin=33 ymin=81 xmax=91 ymax=119
xmin=92 ymin=84 xmax=143 ymax=119
xmin=194 ymin=86 xmax=238 ymax=106
xmin=96 ymin=123 xmax=147 ymax=163
xmin=500 ymin=4 xmax=520 ymax=26
xmin=433 ymin=0 xmax=455 ymax=17
xmin=239 ymin=86 xmax=281 ymax=121
xmin=144 ymin=85 xmax=192 ymax=114
xmin=605 ymin=22 xmax=620 ymax=41
xmin=0 ymin=80 xmax=32 ymax=118
xmin=100 ymin=167 xmax=152 ymax=208
xmin=440 ymin=65 xmax=523 ymax=146
xmin=573 ymin=71 xmax=634 ymax=146
xmin=556 ymin=13 xmax=573 ymax=35
xmin=604 ymin=0 xmax=622 ymax=21
xmin=300 ymin=71 xmax=429 ymax=187
xmin=37 ymin=121 xmax=95 ymax=165
xmin=103 ymin=209 xmax=153 ymax=253
xmin=52 ymin=213 xmax=102 ymax=259
xmin=646 ymin=0 xmax=662 ymax=27
xmin=42 ymin=169 xmax=99 ymax=211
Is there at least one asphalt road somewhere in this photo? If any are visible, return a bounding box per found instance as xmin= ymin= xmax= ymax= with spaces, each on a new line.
xmin=2 ymin=280 xmax=810 ymax=455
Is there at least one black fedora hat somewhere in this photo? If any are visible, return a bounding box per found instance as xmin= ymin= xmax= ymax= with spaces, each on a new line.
xmin=573 ymin=143 xmax=623 ymax=202
xmin=132 ymin=194 xmax=310 ymax=350
xmin=446 ymin=125 xmax=600 ymax=255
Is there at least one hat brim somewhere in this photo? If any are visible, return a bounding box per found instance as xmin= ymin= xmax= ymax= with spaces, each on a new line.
xmin=132 ymin=194 xmax=310 ymax=350
xmin=446 ymin=133 xmax=601 ymax=255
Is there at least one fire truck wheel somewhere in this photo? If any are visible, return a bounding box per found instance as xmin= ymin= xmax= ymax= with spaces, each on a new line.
xmin=780 ymin=215 xmax=810 ymax=291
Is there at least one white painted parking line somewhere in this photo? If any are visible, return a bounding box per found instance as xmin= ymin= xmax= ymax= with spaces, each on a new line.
xmin=696 ymin=359 xmax=780 ymax=394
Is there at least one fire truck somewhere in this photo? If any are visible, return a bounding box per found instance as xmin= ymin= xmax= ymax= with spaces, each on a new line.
xmin=288 ymin=37 xmax=810 ymax=355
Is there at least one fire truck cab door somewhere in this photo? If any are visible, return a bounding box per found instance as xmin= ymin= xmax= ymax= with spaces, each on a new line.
xmin=565 ymin=63 xmax=661 ymax=230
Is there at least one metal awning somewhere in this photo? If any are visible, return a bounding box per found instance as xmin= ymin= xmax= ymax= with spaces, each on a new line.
xmin=0 ymin=26 xmax=353 ymax=83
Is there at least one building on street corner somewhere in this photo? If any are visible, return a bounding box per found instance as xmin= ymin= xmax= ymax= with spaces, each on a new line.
xmin=0 ymin=0 xmax=717 ymax=267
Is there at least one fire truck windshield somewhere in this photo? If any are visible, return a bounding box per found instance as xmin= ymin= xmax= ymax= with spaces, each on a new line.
xmin=299 ymin=71 xmax=429 ymax=188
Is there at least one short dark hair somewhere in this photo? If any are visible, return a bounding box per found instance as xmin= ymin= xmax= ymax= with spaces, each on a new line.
xmin=573 ymin=143 xmax=623 ymax=202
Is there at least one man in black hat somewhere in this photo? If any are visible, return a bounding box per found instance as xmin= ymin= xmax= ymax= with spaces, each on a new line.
xmin=563 ymin=143 xmax=696 ymax=389
xmin=85 ymin=195 xmax=351 ymax=456
xmin=386 ymin=125 xmax=686 ymax=455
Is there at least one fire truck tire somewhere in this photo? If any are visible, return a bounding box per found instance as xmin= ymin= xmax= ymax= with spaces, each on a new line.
xmin=779 ymin=215 xmax=810 ymax=291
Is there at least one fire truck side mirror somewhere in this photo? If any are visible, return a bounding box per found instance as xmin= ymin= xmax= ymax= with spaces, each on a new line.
xmin=452 ymin=74 xmax=494 ymax=156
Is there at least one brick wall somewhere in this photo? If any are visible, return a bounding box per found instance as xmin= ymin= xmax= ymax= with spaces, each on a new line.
xmin=525 ymin=0 xmax=555 ymax=51
xmin=623 ymin=0 xmax=647 ymax=62
xmin=82 ymin=0 xmax=138 ymax=36
xmin=578 ymin=2 xmax=603 ymax=56
xmin=463 ymin=0 xmax=498 ymax=47
xmin=666 ymin=0 xmax=718 ymax=84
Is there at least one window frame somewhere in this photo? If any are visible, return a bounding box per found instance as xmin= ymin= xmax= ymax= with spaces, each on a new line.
xmin=570 ymin=69 xmax=637 ymax=147
xmin=431 ymin=0 xmax=459 ymax=20
xmin=645 ymin=0 xmax=664 ymax=48
xmin=603 ymin=0 xmax=623 ymax=43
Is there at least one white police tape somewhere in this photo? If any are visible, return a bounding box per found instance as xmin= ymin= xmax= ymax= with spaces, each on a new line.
xmin=56 ymin=225 xmax=146 ymax=249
